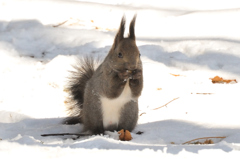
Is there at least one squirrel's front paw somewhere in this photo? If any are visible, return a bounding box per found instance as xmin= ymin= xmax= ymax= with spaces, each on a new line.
xmin=118 ymin=70 xmax=142 ymax=80
xmin=118 ymin=70 xmax=133 ymax=80
xmin=131 ymin=69 xmax=142 ymax=79
xmin=118 ymin=71 xmax=129 ymax=80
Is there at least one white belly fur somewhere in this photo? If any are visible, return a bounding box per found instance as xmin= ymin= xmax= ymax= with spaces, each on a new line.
xmin=100 ymin=80 xmax=133 ymax=129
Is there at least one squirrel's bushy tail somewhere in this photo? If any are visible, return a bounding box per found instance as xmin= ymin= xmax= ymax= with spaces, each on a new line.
xmin=63 ymin=56 xmax=96 ymax=125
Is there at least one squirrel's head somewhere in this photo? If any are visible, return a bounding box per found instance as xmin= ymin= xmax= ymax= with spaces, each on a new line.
xmin=107 ymin=15 xmax=141 ymax=72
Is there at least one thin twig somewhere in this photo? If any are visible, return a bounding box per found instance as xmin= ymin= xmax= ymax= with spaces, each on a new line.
xmin=53 ymin=20 xmax=68 ymax=27
xmin=139 ymin=112 xmax=146 ymax=116
xmin=192 ymin=93 xmax=214 ymax=95
xmin=182 ymin=136 xmax=226 ymax=145
xmin=152 ymin=97 xmax=180 ymax=110
xmin=41 ymin=133 xmax=90 ymax=137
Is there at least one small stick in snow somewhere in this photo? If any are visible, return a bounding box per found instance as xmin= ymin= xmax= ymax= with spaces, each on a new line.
xmin=139 ymin=112 xmax=146 ymax=116
xmin=191 ymin=93 xmax=214 ymax=95
xmin=152 ymin=97 xmax=179 ymax=110
xmin=53 ymin=20 xmax=68 ymax=27
xmin=41 ymin=133 xmax=90 ymax=137
xmin=182 ymin=136 xmax=226 ymax=145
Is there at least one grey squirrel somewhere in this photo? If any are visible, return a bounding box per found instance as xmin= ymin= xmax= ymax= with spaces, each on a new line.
xmin=64 ymin=15 xmax=143 ymax=135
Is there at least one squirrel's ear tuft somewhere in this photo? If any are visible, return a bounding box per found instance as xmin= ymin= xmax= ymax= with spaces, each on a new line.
xmin=113 ymin=15 xmax=125 ymax=49
xmin=128 ymin=14 xmax=136 ymax=40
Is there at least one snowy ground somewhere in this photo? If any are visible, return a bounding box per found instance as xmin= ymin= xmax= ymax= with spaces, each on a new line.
xmin=1 ymin=0 xmax=240 ymax=158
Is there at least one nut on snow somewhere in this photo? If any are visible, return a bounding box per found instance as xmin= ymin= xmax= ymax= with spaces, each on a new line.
xmin=118 ymin=129 xmax=132 ymax=141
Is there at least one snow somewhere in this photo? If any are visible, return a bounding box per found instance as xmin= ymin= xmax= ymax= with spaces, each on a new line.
xmin=1 ymin=0 xmax=240 ymax=158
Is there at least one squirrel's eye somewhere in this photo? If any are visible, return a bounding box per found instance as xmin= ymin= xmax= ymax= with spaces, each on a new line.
xmin=118 ymin=52 xmax=123 ymax=58
xmin=139 ymin=53 xmax=141 ymax=57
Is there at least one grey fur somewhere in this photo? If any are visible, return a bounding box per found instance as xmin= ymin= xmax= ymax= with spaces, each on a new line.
xmin=64 ymin=15 xmax=143 ymax=135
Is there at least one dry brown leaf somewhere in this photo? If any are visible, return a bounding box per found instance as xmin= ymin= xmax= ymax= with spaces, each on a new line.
xmin=118 ymin=129 xmax=132 ymax=141
xmin=170 ymin=73 xmax=181 ymax=77
xmin=182 ymin=136 xmax=226 ymax=145
xmin=204 ymin=139 xmax=214 ymax=144
xmin=191 ymin=139 xmax=214 ymax=144
xmin=210 ymin=76 xmax=237 ymax=84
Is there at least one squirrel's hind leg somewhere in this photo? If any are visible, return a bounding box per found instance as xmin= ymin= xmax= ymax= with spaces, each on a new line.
xmin=118 ymin=101 xmax=139 ymax=132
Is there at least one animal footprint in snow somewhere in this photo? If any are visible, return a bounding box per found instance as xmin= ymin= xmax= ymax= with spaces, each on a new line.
xmin=118 ymin=129 xmax=132 ymax=141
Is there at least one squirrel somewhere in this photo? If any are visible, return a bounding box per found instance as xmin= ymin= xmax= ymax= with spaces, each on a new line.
xmin=64 ymin=15 xmax=143 ymax=135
